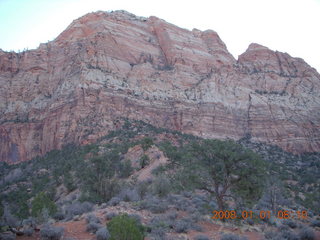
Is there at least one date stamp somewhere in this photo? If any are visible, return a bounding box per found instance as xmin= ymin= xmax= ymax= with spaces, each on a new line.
xmin=211 ymin=210 xmax=308 ymax=220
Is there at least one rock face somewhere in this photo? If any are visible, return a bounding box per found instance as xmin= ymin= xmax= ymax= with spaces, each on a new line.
xmin=1 ymin=10 xmax=320 ymax=163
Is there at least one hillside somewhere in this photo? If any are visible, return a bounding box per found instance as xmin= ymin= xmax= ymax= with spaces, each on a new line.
xmin=0 ymin=119 xmax=319 ymax=239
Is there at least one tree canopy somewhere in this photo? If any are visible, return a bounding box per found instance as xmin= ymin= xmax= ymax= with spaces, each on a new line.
xmin=162 ymin=139 xmax=267 ymax=210
xmin=190 ymin=139 xmax=266 ymax=209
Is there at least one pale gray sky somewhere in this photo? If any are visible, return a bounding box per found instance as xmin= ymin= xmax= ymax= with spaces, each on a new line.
xmin=0 ymin=0 xmax=319 ymax=72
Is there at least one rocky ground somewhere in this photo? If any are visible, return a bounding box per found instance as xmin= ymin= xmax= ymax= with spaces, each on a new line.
xmin=1 ymin=120 xmax=319 ymax=240
xmin=15 ymin=201 xmax=320 ymax=240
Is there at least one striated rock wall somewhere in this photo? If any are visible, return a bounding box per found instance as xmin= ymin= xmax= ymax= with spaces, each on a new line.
xmin=1 ymin=10 xmax=320 ymax=163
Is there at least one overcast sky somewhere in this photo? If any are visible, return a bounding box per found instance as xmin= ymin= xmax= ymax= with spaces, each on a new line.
xmin=0 ymin=0 xmax=319 ymax=72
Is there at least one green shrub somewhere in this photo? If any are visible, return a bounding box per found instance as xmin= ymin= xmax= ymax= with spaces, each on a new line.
xmin=40 ymin=224 xmax=64 ymax=240
xmin=140 ymin=155 xmax=150 ymax=169
xmin=194 ymin=235 xmax=210 ymax=240
xmin=135 ymin=180 xmax=150 ymax=199
xmin=299 ymin=227 xmax=315 ymax=240
xmin=31 ymin=192 xmax=57 ymax=218
xmin=2 ymin=186 xmax=30 ymax=219
xmin=118 ymin=160 xmax=133 ymax=178
xmin=152 ymin=176 xmax=171 ymax=197
xmin=63 ymin=171 xmax=76 ymax=192
xmin=221 ymin=233 xmax=248 ymax=240
xmin=0 ymin=204 xmax=3 ymax=218
xmin=107 ymin=214 xmax=145 ymax=240
xmin=141 ymin=137 xmax=153 ymax=151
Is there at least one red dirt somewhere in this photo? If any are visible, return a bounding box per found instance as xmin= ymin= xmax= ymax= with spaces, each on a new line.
xmin=15 ymin=204 xmax=320 ymax=240
xmin=55 ymin=220 xmax=95 ymax=240
xmin=17 ymin=220 xmax=94 ymax=240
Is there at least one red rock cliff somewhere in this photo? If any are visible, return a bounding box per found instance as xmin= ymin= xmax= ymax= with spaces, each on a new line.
xmin=1 ymin=10 xmax=320 ymax=163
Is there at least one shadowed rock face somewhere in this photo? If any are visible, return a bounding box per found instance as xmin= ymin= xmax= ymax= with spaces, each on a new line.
xmin=1 ymin=10 xmax=320 ymax=163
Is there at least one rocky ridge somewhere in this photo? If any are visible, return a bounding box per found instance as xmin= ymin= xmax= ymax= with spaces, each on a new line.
xmin=1 ymin=10 xmax=320 ymax=163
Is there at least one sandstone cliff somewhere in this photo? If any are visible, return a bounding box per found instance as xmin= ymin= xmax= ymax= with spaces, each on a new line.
xmin=1 ymin=10 xmax=320 ymax=163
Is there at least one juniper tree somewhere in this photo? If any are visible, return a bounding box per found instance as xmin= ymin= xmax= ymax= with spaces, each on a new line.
xmin=190 ymin=139 xmax=266 ymax=210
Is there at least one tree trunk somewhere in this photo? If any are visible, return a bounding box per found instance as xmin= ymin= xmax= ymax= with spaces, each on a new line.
xmin=216 ymin=195 xmax=224 ymax=211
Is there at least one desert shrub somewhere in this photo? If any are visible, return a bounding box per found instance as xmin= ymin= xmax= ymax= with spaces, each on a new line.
xmin=53 ymin=211 xmax=65 ymax=221
xmin=264 ymin=228 xmax=299 ymax=240
xmin=265 ymin=215 xmax=281 ymax=226
xmin=107 ymin=214 xmax=145 ymax=240
xmin=182 ymin=191 xmax=192 ymax=198
xmin=281 ymin=229 xmax=299 ymax=240
xmin=173 ymin=218 xmax=192 ymax=233
xmin=87 ymin=222 xmax=103 ymax=233
xmin=147 ymin=216 xmax=171 ymax=240
xmin=264 ymin=231 xmax=278 ymax=239
xmin=118 ymin=160 xmax=133 ymax=178
xmin=208 ymin=199 xmax=218 ymax=208
xmin=23 ymin=227 xmax=34 ymax=236
xmin=148 ymin=202 xmax=168 ymax=213
xmin=40 ymin=224 xmax=64 ymax=240
xmin=0 ymin=233 xmax=16 ymax=240
xmin=174 ymin=198 xmax=192 ymax=211
xmin=194 ymin=235 xmax=210 ymax=240
xmin=140 ymin=197 xmax=168 ymax=214
xmin=167 ymin=194 xmax=185 ymax=205
xmin=22 ymin=217 xmax=36 ymax=228
xmin=165 ymin=211 xmax=178 ymax=221
xmin=120 ymin=189 xmax=140 ymax=202
xmin=2 ymin=206 xmax=19 ymax=228
xmin=284 ymin=219 xmax=298 ymax=229
xmin=141 ymin=137 xmax=153 ymax=151
xmin=151 ymin=176 xmax=171 ymax=197
xmin=96 ymin=227 xmax=110 ymax=240
xmin=246 ymin=218 xmax=254 ymax=225
xmin=149 ymin=228 xmax=166 ymax=240
xmin=187 ymin=205 xmax=197 ymax=214
xmin=192 ymin=196 xmax=207 ymax=210
xmin=136 ymin=180 xmax=150 ymax=199
xmin=311 ymin=219 xmax=320 ymax=227
xmin=0 ymin=204 xmax=3 ymax=218
xmin=63 ymin=171 xmax=76 ymax=192
xmin=150 ymin=215 xmax=174 ymax=229
xmin=190 ymin=212 xmax=202 ymax=223
xmin=86 ymin=214 xmax=101 ymax=224
xmin=38 ymin=208 xmax=50 ymax=224
xmin=31 ymin=192 xmax=57 ymax=218
xmin=257 ymin=178 xmax=290 ymax=212
xmin=4 ymin=168 xmax=23 ymax=184
xmin=299 ymin=227 xmax=315 ymax=240
xmin=193 ymin=224 xmax=203 ymax=232
xmin=140 ymin=155 xmax=150 ymax=169
xmin=221 ymin=234 xmax=248 ymax=240
xmin=128 ymin=214 xmax=142 ymax=225
xmin=65 ymin=201 xmax=93 ymax=218
xmin=81 ymin=201 xmax=94 ymax=211
xmin=105 ymin=212 xmax=117 ymax=220
xmin=108 ymin=197 xmax=121 ymax=206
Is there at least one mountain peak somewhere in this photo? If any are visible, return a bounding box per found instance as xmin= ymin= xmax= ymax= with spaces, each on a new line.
xmin=247 ymin=43 xmax=270 ymax=51
xmin=55 ymin=10 xmax=147 ymax=43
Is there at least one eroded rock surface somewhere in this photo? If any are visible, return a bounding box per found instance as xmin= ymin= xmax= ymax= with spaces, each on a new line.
xmin=1 ymin=10 xmax=320 ymax=163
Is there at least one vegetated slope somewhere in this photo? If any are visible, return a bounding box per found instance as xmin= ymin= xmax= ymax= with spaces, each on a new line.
xmin=1 ymin=10 xmax=320 ymax=164
xmin=0 ymin=120 xmax=319 ymax=239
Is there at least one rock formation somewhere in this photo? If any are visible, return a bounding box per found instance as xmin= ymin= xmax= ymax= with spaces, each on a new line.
xmin=1 ymin=10 xmax=320 ymax=163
